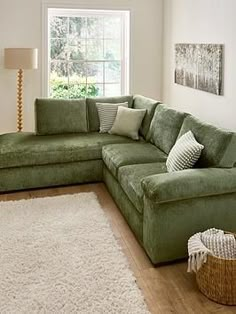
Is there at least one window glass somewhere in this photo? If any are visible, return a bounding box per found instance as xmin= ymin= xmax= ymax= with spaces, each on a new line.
xmin=48 ymin=9 xmax=129 ymax=99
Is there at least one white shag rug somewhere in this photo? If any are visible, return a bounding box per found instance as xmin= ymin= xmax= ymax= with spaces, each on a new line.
xmin=0 ymin=193 xmax=149 ymax=314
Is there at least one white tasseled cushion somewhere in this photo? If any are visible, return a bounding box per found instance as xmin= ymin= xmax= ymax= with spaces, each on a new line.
xmin=201 ymin=229 xmax=236 ymax=259
xmin=96 ymin=102 xmax=128 ymax=133
xmin=166 ymin=130 xmax=204 ymax=172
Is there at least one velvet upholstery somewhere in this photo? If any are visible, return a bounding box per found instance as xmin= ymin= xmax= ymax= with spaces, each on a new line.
xmin=102 ymin=143 xmax=167 ymax=178
xmin=1 ymin=94 xmax=236 ymax=265
xmin=133 ymin=95 xmax=160 ymax=139
xmin=141 ymin=167 xmax=236 ymax=203
xmin=0 ymin=132 xmax=133 ymax=169
xmin=147 ymin=104 xmax=187 ymax=154
xmin=118 ymin=163 xmax=167 ymax=214
xmin=87 ymin=96 xmax=133 ymax=132
xmin=0 ymin=160 xmax=103 ymax=192
xmin=143 ymin=192 xmax=236 ymax=263
xmin=178 ymin=115 xmax=236 ymax=168
xmin=103 ymin=165 xmax=143 ymax=243
xmin=35 ymin=98 xmax=88 ymax=135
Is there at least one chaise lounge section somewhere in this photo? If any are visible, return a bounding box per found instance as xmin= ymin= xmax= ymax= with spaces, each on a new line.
xmin=0 ymin=95 xmax=235 ymax=264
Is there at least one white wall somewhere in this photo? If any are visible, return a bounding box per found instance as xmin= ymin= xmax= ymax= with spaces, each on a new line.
xmin=0 ymin=0 xmax=163 ymax=133
xmin=163 ymin=0 xmax=236 ymax=131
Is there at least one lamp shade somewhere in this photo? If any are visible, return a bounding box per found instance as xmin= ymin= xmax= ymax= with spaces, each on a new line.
xmin=4 ymin=48 xmax=38 ymax=70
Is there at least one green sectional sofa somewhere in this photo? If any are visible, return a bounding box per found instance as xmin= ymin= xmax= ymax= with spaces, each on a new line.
xmin=0 ymin=95 xmax=236 ymax=264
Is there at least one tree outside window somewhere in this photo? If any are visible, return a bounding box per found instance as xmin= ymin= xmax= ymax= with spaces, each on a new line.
xmin=48 ymin=10 xmax=129 ymax=99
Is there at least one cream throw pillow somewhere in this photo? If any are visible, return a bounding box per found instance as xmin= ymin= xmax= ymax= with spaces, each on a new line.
xmin=96 ymin=102 xmax=128 ymax=133
xmin=166 ymin=131 xmax=204 ymax=172
xmin=109 ymin=106 xmax=146 ymax=140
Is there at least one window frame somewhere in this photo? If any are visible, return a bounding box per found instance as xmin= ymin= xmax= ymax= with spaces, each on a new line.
xmin=42 ymin=4 xmax=130 ymax=98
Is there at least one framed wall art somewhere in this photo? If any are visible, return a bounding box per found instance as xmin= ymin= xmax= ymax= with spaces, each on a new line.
xmin=175 ymin=43 xmax=223 ymax=95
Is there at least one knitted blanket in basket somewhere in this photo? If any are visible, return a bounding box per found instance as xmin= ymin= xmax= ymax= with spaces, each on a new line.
xmin=187 ymin=228 xmax=236 ymax=273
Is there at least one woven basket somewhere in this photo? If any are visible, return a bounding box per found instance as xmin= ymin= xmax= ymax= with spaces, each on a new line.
xmin=196 ymin=254 xmax=236 ymax=305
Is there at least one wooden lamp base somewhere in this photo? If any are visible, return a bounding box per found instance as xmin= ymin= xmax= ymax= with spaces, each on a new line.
xmin=17 ymin=69 xmax=23 ymax=132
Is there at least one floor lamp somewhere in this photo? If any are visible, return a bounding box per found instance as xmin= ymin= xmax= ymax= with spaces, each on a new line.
xmin=4 ymin=48 xmax=38 ymax=132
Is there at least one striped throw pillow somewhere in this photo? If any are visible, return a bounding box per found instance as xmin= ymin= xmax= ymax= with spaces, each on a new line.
xmin=96 ymin=102 xmax=128 ymax=133
xmin=166 ymin=131 xmax=204 ymax=172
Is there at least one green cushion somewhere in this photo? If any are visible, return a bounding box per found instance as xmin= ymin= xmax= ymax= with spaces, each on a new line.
xmin=141 ymin=167 xmax=236 ymax=204
xmin=0 ymin=132 xmax=133 ymax=169
xmin=118 ymin=163 xmax=167 ymax=214
xmin=147 ymin=104 xmax=187 ymax=154
xmin=87 ymin=96 xmax=133 ymax=132
xmin=102 ymin=143 xmax=167 ymax=178
xmin=178 ymin=115 xmax=236 ymax=168
xmin=35 ymin=98 xmax=88 ymax=135
xmin=133 ymin=95 xmax=160 ymax=139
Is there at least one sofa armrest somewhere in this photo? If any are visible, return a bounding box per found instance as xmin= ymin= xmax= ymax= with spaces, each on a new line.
xmin=141 ymin=168 xmax=236 ymax=204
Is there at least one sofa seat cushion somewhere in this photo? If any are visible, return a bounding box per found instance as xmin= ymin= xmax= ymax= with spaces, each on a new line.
xmin=0 ymin=132 xmax=134 ymax=169
xmin=102 ymin=143 xmax=167 ymax=178
xmin=118 ymin=163 xmax=167 ymax=214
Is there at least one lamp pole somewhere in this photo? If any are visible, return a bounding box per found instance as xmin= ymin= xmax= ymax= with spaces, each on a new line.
xmin=17 ymin=69 xmax=23 ymax=132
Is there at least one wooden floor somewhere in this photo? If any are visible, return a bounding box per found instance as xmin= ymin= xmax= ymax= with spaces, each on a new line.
xmin=0 ymin=183 xmax=235 ymax=314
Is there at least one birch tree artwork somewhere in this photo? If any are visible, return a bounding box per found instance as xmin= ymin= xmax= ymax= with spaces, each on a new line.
xmin=175 ymin=44 xmax=223 ymax=95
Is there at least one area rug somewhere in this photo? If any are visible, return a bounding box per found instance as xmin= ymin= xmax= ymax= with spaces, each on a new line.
xmin=0 ymin=193 xmax=149 ymax=313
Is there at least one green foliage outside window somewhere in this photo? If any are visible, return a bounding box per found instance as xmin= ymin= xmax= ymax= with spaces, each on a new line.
xmin=49 ymin=15 xmax=121 ymax=99
xmin=50 ymin=74 xmax=99 ymax=99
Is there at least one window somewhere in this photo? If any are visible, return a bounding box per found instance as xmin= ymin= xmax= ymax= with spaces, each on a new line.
xmin=46 ymin=8 xmax=130 ymax=99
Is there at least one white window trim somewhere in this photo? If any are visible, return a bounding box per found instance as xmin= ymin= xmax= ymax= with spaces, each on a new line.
xmin=42 ymin=2 xmax=130 ymax=97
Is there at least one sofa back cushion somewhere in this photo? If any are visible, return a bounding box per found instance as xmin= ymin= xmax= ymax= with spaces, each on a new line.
xmin=35 ymin=98 xmax=88 ymax=135
xmin=86 ymin=96 xmax=133 ymax=132
xmin=133 ymin=95 xmax=160 ymax=139
xmin=147 ymin=104 xmax=187 ymax=154
xmin=178 ymin=115 xmax=236 ymax=168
